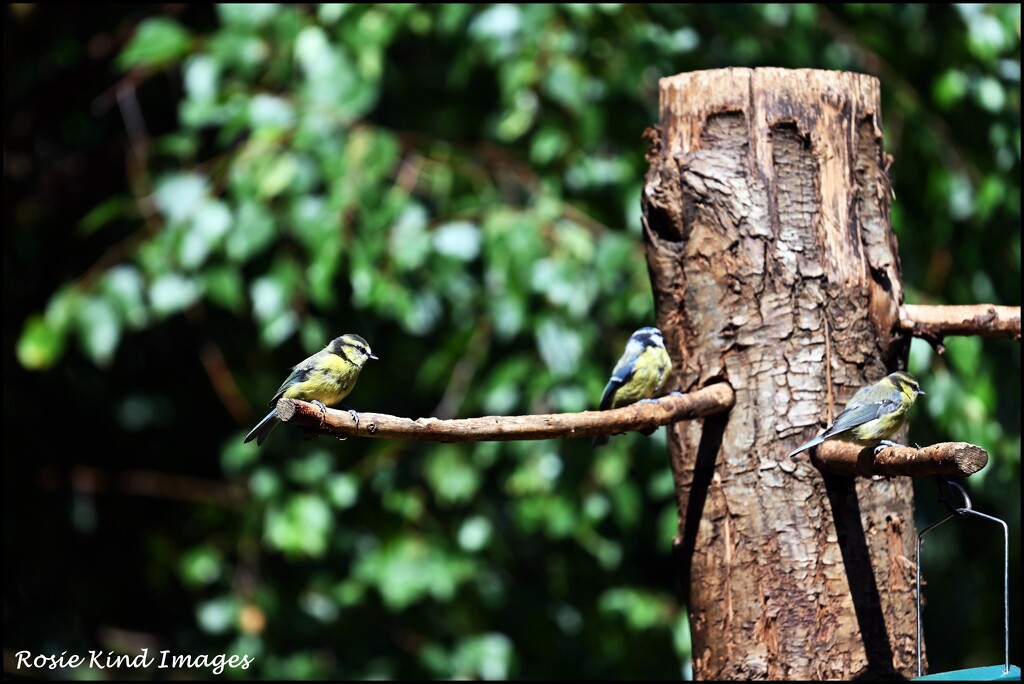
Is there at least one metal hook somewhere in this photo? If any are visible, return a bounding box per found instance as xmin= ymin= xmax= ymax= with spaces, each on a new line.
xmin=936 ymin=477 xmax=972 ymax=517
xmin=916 ymin=478 xmax=1010 ymax=678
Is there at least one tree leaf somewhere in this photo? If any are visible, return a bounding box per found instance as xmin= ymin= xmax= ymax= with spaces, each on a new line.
xmin=117 ymin=17 xmax=191 ymax=70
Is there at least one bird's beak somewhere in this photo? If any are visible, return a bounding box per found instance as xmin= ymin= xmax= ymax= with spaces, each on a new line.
xmin=917 ymin=389 xmax=925 ymax=395
xmin=369 ymin=353 xmax=379 ymax=361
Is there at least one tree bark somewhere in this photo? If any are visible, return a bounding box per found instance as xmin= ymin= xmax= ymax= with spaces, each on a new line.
xmin=643 ymin=68 xmax=919 ymax=679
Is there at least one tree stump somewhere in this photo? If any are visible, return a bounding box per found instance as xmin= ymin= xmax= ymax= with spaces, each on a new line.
xmin=643 ymin=68 xmax=918 ymax=679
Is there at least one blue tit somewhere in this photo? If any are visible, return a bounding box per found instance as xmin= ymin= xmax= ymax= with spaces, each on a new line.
xmin=244 ymin=334 xmax=377 ymax=446
xmin=787 ymin=371 xmax=924 ymax=459
xmin=592 ymin=326 xmax=673 ymax=447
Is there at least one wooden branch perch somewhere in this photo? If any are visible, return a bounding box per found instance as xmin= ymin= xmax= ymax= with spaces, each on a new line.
xmin=810 ymin=440 xmax=989 ymax=478
xmin=900 ymin=304 xmax=1021 ymax=341
xmin=276 ymin=383 xmax=735 ymax=442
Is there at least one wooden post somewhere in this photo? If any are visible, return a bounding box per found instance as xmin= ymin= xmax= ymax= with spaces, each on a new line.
xmin=644 ymin=68 xmax=919 ymax=679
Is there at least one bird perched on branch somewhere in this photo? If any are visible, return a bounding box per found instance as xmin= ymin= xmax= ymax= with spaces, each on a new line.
xmin=787 ymin=370 xmax=925 ymax=459
xmin=593 ymin=326 xmax=673 ymax=447
xmin=244 ymin=334 xmax=377 ymax=446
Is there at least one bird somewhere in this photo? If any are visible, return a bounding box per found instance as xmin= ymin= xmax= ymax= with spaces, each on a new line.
xmin=787 ymin=370 xmax=925 ymax=459
xmin=244 ymin=334 xmax=378 ymax=446
xmin=592 ymin=326 xmax=673 ymax=447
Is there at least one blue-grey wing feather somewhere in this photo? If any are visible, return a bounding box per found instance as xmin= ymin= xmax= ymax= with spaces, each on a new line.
xmin=269 ymin=360 xmax=316 ymax=406
xmin=823 ymin=391 xmax=901 ymax=437
xmin=599 ymin=358 xmax=637 ymax=410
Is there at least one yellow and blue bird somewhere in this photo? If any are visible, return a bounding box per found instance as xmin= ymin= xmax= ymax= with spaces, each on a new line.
xmin=244 ymin=334 xmax=377 ymax=446
xmin=787 ymin=370 xmax=924 ymax=459
xmin=593 ymin=326 xmax=673 ymax=447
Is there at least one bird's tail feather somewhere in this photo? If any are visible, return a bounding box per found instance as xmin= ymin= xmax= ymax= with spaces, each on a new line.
xmin=244 ymin=409 xmax=280 ymax=446
xmin=787 ymin=434 xmax=824 ymax=459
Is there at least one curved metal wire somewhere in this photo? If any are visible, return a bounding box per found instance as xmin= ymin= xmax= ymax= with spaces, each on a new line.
xmin=916 ymin=478 xmax=1010 ymax=678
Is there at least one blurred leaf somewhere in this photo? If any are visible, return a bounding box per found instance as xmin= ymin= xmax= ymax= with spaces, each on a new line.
xmin=451 ymin=633 xmax=514 ymax=680
xmin=217 ymin=3 xmax=281 ymax=27
xmin=609 ymin=481 xmax=641 ymax=528
xmin=933 ymin=69 xmax=969 ymax=109
xmin=433 ymin=221 xmax=481 ymax=261
xmin=469 ymin=4 xmax=522 ymax=43
xmin=101 ymin=266 xmax=148 ymax=329
xmin=180 ymin=546 xmax=224 ymax=587
xmin=181 ymin=200 xmax=232 ymax=269
xmin=535 ymin=317 xmax=583 ymax=378
xmin=390 ymin=203 xmax=431 ymax=271
xmin=300 ymin=590 xmax=339 ymax=623
xmin=426 ymin=446 xmax=482 ymax=506
xmin=196 ymin=595 xmax=238 ymax=635
xmin=974 ymin=76 xmax=1007 ymax=112
xmin=78 ymin=196 xmax=130 ymax=236
xmin=258 ymin=153 xmax=299 ymax=198
xmin=16 ymin=315 xmax=65 ymax=371
xmin=673 ymin=611 xmax=693 ymax=661
xmin=183 ymin=54 xmax=219 ymax=104
xmin=599 ymin=587 xmax=675 ymax=630
xmin=513 ymin=494 xmax=576 ymax=539
xmin=326 ymin=473 xmax=359 ymax=509
xmin=249 ymin=467 xmax=282 ymax=500
xmin=118 ymin=17 xmax=191 ymax=70
xmin=155 ymin=172 xmax=208 ymax=223
xmin=457 ymin=516 xmax=493 ymax=552
xmin=264 ymin=494 xmax=333 ymax=557
xmin=286 ymin=450 xmax=333 ymax=485
xmin=506 ymin=451 xmax=563 ymax=496
xmin=353 ymin=537 xmax=476 ymax=610
xmin=530 ymin=126 xmax=569 ymax=165
xmin=74 ymin=295 xmax=120 ymax=366
xmin=226 ymin=202 xmax=277 ymax=262
xmin=222 ymin=438 xmax=261 ymax=474
xmin=250 ymin=261 xmax=301 ymax=346
xmin=204 ymin=265 xmax=246 ymax=314
xmin=149 ymin=273 xmax=202 ymax=317
xmin=249 ymin=94 xmax=296 ymax=133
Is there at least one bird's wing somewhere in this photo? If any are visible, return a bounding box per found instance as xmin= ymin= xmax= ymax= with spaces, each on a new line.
xmin=268 ymin=362 xmax=315 ymax=407
xmin=599 ymin=357 xmax=637 ymax=410
xmin=822 ymin=393 xmax=902 ymax=438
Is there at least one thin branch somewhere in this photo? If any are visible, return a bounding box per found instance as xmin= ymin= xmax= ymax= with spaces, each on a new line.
xmin=117 ymin=80 xmax=150 ymax=168
xmin=430 ymin=321 xmax=492 ymax=420
xmin=900 ymin=304 xmax=1021 ymax=341
xmin=36 ymin=466 xmax=245 ymax=507
xmin=811 ymin=441 xmax=988 ymax=478
xmin=276 ymin=383 xmax=735 ymax=442
xmin=198 ymin=341 xmax=252 ymax=425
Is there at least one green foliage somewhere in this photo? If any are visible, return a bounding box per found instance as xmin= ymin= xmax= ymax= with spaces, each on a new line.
xmin=117 ymin=17 xmax=192 ymax=70
xmin=6 ymin=3 xmax=1019 ymax=680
